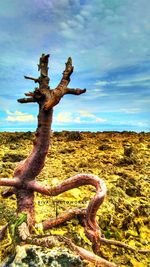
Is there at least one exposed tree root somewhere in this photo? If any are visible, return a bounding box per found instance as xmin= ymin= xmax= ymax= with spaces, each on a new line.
xmin=41 ymin=208 xmax=86 ymax=230
xmin=26 ymin=235 xmax=118 ymax=267
xmin=100 ymin=238 xmax=150 ymax=254
xmin=28 ymin=173 xmax=107 ymax=253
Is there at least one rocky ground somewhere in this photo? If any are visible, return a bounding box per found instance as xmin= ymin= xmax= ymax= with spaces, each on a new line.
xmin=0 ymin=131 xmax=150 ymax=267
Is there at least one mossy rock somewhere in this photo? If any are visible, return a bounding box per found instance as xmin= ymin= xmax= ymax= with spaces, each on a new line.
xmin=3 ymin=245 xmax=84 ymax=267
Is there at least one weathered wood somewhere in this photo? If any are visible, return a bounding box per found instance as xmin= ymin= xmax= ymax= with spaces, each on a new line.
xmin=27 ymin=173 xmax=106 ymax=251
xmin=2 ymin=54 xmax=87 ymax=229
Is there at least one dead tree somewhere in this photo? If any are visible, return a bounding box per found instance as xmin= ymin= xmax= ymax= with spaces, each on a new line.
xmin=0 ymin=54 xmax=149 ymax=267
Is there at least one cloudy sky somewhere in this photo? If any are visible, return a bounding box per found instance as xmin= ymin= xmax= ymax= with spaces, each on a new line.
xmin=0 ymin=0 xmax=150 ymax=132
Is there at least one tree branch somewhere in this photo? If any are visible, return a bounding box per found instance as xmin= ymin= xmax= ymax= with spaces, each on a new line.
xmin=42 ymin=208 xmax=86 ymax=230
xmin=20 ymin=56 xmax=86 ymax=110
xmin=65 ymin=88 xmax=86 ymax=95
xmin=24 ymin=76 xmax=39 ymax=83
xmin=42 ymin=57 xmax=87 ymax=109
xmin=56 ymin=57 xmax=73 ymax=89
xmin=38 ymin=54 xmax=49 ymax=77
xmin=25 ymin=92 xmax=34 ymax=97
xmin=1 ymin=187 xmax=15 ymax=198
xmin=17 ymin=97 xmax=36 ymax=103
xmin=83 ymin=180 xmax=106 ymax=254
xmin=61 ymin=236 xmax=118 ymax=267
xmin=27 ymin=174 xmax=105 ymax=196
xmin=100 ymin=238 xmax=136 ymax=252
xmin=138 ymin=249 xmax=150 ymax=254
xmin=0 ymin=178 xmax=20 ymax=187
xmin=100 ymin=238 xmax=150 ymax=254
xmin=43 ymin=87 xmax=86 ymax=110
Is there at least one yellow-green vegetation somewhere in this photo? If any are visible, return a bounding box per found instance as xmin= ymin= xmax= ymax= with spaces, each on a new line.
xmin=0 ymin=131 xmax=150 ymax=266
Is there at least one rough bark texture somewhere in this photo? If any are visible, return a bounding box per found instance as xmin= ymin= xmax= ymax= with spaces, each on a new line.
xmin=0 ymin=54 xmax=86 ymax=227
xmin=0 ymin=54 xmax=102 ymax=246
xmin=28 ymin=174 xmax=107 ymax=253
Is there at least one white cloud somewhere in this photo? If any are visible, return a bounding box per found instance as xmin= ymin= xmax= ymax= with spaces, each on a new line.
xmin=55 ymin=110 xmax=106 ymax=124
xmin=121 ymin=108 xmax=141 ymax=114
xmin=5 ymin=110 xmax=36 ymax=122
xmin=95 ymin=117 xmax=107 ymax=123
xmin=94 ymin=81 xmax=110 ymax=86
xmin=95 ymin=75 xmax=150 ymax=88
xmin=92 ymin=88 xmax=104 ymax=92
xmin=74 ymin=117 xmax=81 ymax=123
xmin=55 ymin=112 xmax=72 ymax=123
xmin=118 ymin=120 xmax=149 ymax=127
xmin=79 ymin=110 xmax=95 ymax=119
xmin=79 ymin=110 xmax=106 ymax=122
xmin=54 ymin=0 xmax=150 ymax=76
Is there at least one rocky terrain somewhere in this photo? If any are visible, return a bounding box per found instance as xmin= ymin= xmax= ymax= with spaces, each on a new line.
xmin=0 ymin=131 xmax=149 ymax=266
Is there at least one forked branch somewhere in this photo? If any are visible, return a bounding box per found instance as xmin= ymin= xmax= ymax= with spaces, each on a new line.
xmin=18 ymin=56 xmax=86 ymax=110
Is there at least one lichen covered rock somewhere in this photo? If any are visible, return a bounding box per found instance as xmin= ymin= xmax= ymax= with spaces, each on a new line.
xmin=2 ymin=245 xmax=84 ymax=267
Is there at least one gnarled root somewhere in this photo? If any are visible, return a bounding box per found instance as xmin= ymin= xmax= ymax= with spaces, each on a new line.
xmin=100 ymin=237 xmax=150 ymax=254
xmin=28 ymin=174 xmax=106 ymax=254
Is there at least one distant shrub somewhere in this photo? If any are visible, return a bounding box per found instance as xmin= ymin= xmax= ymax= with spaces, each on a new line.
xmin=53 ymin=131 xmax=64 ymax=141
xmin=115 ymin=145 xmax=138 ymax=166
xmin=116 ymin=157 xmax=137 ymax=166
xmin=139 ymin=137 xmax=144 ymax=142
xmin=2 ymin=162 xmax=14 ymax=170
xmin=7 ymin=134 xmax=20 ymax=143
xmin=59 ymin=148 xmax=75 ymax=154
xmin=100 ymin=139 xmax=111 ymax=143
xmin=23 ymin=131 xmax=33 ymax=140
xmin=2 ymin=153 xmax=26 ymax=162
xmin=53 ymin=131 xmax=62 ymax=136
xmin=98 ymin=144 xmax=111 ymax=151
xmin=66 ymin=131 xmax=83 ymax=141
xmin=78 ymin=161 xmax=88 ymax=168
xmin=80 ymin=144 xmax=85 ymax=148
xmin=5 ymin=132 xmax=33 ymax=143
xmin=124 ymin=146 xmax=136 ymax=157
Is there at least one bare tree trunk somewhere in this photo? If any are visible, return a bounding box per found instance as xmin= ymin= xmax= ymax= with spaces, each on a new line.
xmin=0 ymin=54 xmax=86 ymax=229
xmin=14 ymin=108 xmax=53 ymax=226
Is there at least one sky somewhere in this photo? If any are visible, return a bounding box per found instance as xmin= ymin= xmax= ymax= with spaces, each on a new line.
xmin=0 ymin=0 xmax=150 ymax=132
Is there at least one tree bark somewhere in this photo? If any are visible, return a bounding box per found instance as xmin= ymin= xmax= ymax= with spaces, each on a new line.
xmin=0 ymin=54 xmax=106 ymax=254
xmin=1 ymin=54 xmax=86 ymax=229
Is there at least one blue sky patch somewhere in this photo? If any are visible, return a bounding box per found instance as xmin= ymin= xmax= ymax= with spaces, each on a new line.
xmin=0 ymin=0 xmax=149 ymax=132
